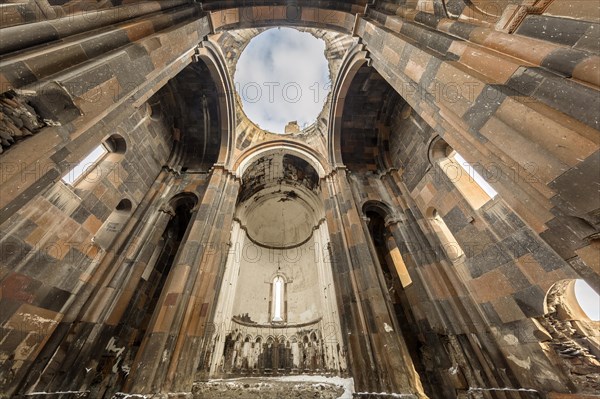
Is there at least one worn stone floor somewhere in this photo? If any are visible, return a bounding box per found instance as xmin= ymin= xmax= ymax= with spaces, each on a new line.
xmin=192 ymin=376 xmax=351 ymax=399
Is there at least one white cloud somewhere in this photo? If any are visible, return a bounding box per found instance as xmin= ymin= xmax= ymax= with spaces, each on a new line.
xmin=234 ymin=28 xmax=330 ymax=134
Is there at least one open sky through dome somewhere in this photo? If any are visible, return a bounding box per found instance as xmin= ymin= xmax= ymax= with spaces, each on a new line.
xmin=234 ymin=28 xmax=330 ymax=134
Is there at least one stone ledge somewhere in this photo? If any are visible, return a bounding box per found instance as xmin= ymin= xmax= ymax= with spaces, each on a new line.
xmin=192 ymin=377 xmax=349 ymax=399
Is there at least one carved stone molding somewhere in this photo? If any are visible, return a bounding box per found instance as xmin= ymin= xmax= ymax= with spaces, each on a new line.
xmin=495 ymin=0 xmax=555 ymax=33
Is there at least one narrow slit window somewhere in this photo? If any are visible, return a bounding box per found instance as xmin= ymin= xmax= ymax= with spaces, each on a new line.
xmin=272 ymin=276 xmax=285 ymax=322
xmin=453 ymin=152 xmax=498 ymax=199
xmin=62 ymin=144 xmax=107 ymax=185
xmin=438 ymin=148 xmax=498 ymax=210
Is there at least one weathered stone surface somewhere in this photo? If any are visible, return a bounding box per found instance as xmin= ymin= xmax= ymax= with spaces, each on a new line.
xmin=1 ymin=1 xmax=599 ymax=399
xmin=0 ymin=91 xmax=45 ymax=153
xmin=192 ymin=378 xmax=346 ymax=399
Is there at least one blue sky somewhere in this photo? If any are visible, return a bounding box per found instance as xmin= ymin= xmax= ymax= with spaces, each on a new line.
xmin=234 ymin=28 xmax=330 ymax=134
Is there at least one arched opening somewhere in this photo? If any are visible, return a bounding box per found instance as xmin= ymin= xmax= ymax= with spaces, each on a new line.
xmin=546 ymin=279 xmax=600 ymax=322
xmin=208 ymin=151 xmax=346 ymax=378
xmin=148 ymin=98 xmax=163 ymax=121
xmin=542 ymin=279 xmax=600 ymax=383
xmin=124 ymin=193 xmax=197 ymax=362
xmin=207 ymin=4 xmax=356 ymax=34
xmin=575 ymin=280 xmax=600 ymax=322
xmin=61 ymin=144 xmax=107 ymax=186
xmin=271 ymin=275 xmax=286 ymax=323
xmin=364 ymin=207 xmax=433 ymax=396
xmin=90 ymin=193 xmax=197 ymax=397
xmin=115 ymin=198 xmax=132 ymax=212
xmin=338 ymin=64 xmax=400 ymax=172
xmin=235 ymin=142 xmax=328 ymax=179
xmin=236 ymin=152 xmax=321 ymax=247
xmin=156 ymin=59 xmax=224 ymax=172
xmin=61 ymin=134 xmax=128 ymax=187
xmin=103 ymin=134 xmax=127 ymax=155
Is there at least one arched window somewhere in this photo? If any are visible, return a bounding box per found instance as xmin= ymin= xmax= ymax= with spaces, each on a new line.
xmin=103 ymin=134 xmax=127 ymax=155
xmin=452 ymin=151 xmax=497 ymax=198
xmin=542 ymin=279 xmax=600 ymax=369
xmin=271 ymin=276 xmax=286 ymax=323
xmin=546 ymin=279 xmax=600 ymax=322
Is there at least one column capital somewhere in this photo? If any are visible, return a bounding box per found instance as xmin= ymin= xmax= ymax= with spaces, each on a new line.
xmin=384 ymin=216 xmax=403 ymax=228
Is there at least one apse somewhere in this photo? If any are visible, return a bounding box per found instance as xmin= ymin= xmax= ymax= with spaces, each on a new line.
xmin=236 ymin=152 xmax=320 ymax=247
xmin=206 ymin=150 xmax=346 ymax=377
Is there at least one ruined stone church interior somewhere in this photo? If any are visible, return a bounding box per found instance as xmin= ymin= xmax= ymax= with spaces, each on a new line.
xmin=1 ymin=1 xmax=600 ymax=398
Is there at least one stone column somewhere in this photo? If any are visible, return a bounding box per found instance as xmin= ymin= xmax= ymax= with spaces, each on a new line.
xmin=379 ymin=171 xmax=541 ymax=395
xmin=322 ymin=168 xmax=427 ymax=397
xmin=124 ymin=167 xmax=240 ymax=394
xmin=167 ymin=168 xmax=240 ymax=392
xmin=314 ymin=221 xmax=347 ymax=372
xmin=206 ymin=220 xmax=246 ymax=375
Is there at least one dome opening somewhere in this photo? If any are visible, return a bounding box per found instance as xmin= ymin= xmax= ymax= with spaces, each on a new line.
xmin=234 ymin=27 xmax=330 ymax=134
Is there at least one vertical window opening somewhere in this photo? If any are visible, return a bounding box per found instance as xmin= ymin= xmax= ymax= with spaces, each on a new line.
xmin=365 ymin=209 xmax=433 ymax=396
xmin=61 ymin=134 xmax=127 ymax=186
xmin=89 ymin=194 xmax=196 ymax=396
xmin=62 ymin=144 xmax=107 ymax=185
xmin=438 ymin=149 xmax=497 ymax=210
xmin=452 ymin=152 xmax=498 ymax=199
xmin=272 ymin=276 xmax=285 ymax=322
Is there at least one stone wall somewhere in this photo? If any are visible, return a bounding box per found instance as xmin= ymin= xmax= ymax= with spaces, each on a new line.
xmin=0 ymin=91 xmax=46 ymax=154
xmin=0 ymin=98 xmax=173 ymax=396
xmin=0 ymin=3 xmax=213 ymax=396
xmin=332 ymin=39 xmax=600 ymax=392
xmin=231 ymin=239 xmax=322 ymax=325
xmin=362 ymin=2 xmax=600 ymax=294
xmin=0 ymin=0 xmax=598 ymax=398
